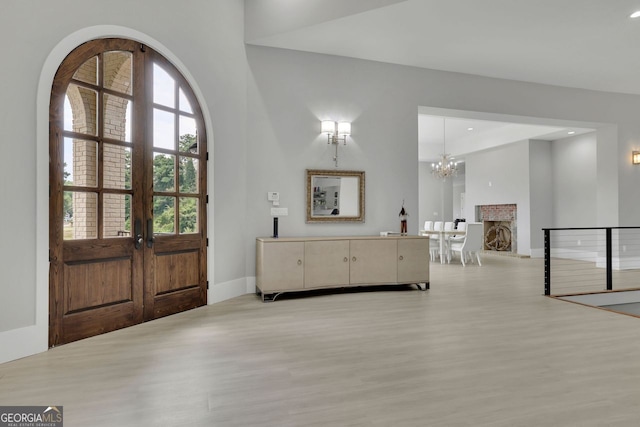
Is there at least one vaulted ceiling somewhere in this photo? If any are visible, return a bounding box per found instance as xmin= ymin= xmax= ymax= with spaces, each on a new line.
xmin=246 ymin=0 xmax=635 ymax=159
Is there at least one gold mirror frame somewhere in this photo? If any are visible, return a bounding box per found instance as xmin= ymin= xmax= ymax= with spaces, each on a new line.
xmin=306 ymin=169 xmax=365 ymax=223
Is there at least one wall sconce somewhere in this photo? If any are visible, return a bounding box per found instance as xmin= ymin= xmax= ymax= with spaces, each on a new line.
xmin=633 ymin=151 xmax=640 ymax=165
xmin=321 ymin=120 xmax=351 ymax=167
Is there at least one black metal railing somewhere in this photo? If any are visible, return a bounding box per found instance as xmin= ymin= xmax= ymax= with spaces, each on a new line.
xmin=543 ymin=227 xmax=640 ymax=296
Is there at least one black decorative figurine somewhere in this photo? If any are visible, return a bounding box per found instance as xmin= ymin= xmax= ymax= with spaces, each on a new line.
xmin=399 ymin=201 xmax=408 ymax=235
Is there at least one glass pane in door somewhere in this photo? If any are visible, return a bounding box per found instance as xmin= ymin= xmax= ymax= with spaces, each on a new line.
xmin=103 ymin=144 xmax=131 ymax=190
xmin=179 ymin=197 xmax=198 ymax=234
xmin=153 ymin=63 xmax=175 ymax=108
xmin=72 ymin=55 xmax=98 ymax=85
xmin=153 ymin=196 xmax=175 ymax=234
xmin=178 ymin=88 xmax=193 ymax=113
xmin=64 ymin=84 xmax=98 ymax=135
xmin=153 ymin=153 xmax=175 ymax=192
xmin=103 ymin=95 xmax=132 ymax=142
xmin=103 ymin=51 xmax=133 ymax=95
xmin=103 ymin=194 xmax=132 ymax=238
xmin=179 ymin=157 xmax=198 ymax=193
xmin=63 ymin=138 xmax=98 ymax=187
xmin=64 ymin=191 xmax=98 ymax=240
xmin=153 ymin=109 xmax=175 ymax=150
xmin=178 ymin=116 xmax=197 ymax=153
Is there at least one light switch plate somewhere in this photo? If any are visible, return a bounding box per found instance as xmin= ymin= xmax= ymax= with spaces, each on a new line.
xmin=271 ymin=207 xmax=288 ymax=216
xmin=267 ymin=192 xmax=279 ymax=201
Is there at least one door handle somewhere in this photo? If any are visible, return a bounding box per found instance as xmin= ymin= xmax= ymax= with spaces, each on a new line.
xmin=146 ymin=219 xmax=154 ymax=248
xmin=134 ymin=219 xmax=143 ymax=250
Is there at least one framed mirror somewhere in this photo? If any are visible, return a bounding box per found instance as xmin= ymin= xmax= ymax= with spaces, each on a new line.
xmin=306 ymin=169 xmax=365 ymax=223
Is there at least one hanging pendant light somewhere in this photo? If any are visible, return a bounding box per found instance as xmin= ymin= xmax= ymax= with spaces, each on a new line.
xmin=431 ymin=118 xmax=458 ymax=180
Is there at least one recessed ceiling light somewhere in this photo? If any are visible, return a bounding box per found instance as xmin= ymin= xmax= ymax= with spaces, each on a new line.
xmin=467 ymin=127 xmax=474 ymax=131
xmin=630 ymin=10 xmax=640 ymax=18
xmin=568 ymin=131 xmax=576 ymax=135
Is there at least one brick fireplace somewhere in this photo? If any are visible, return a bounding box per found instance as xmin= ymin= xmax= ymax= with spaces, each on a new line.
xmin=477 ymin=204 xmax=517 ymax=253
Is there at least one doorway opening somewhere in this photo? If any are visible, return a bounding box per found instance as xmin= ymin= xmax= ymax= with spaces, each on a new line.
xmin=417 ymin=106 xmax=600 ymax=257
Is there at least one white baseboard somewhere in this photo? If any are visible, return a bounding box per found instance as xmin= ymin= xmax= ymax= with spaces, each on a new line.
xmin=0 ymin=324 xmax=48 ymax=365
xmin=246 ymin=276 xmax=256 ymax=294
xmin=530 ymin=248 xmax=544 ymax=258
xmin=615 ymin=256 xmax=640 ymax=270
xmin=209 ymin=277 xmax=253 ymax=304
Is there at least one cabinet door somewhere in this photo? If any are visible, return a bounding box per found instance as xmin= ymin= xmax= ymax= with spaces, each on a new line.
xmin=350 ymin=239 xmax=397 ymax=284
xmin=397 ymin=238 xmax=430 ymax=283
xmin=304 ymin=240 xmax=350 ymax=288
xmin=258 ymin=242 xmax=304 ymax=292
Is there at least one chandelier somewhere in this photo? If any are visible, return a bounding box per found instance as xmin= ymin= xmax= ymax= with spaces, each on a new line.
xmin=431 ymin=118 xmax=458 ymax=180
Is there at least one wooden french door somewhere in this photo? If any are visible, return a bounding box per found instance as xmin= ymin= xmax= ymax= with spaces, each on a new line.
xmin=49 ymin=39 xmax=207 ymax=346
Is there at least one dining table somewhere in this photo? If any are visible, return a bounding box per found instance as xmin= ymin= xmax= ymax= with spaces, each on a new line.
xmin=419 ymin=229 xmax=466 ymax=264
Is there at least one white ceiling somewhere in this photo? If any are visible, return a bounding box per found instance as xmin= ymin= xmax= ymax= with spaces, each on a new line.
xmin=246 ymin=0 xmax=633 ymax=160
xmin=418 ymin=116 xmax=593 ymax=162
xmin=248 ymin=0 xmax=640 ymax=95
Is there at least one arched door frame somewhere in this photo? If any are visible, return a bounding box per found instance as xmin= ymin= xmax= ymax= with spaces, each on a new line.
xmin=30 ymin=25 xmax=214 ymax=355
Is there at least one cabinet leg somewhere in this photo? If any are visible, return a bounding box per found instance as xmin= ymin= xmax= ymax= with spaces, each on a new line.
xmin=262 ymin=292 xmax=282 ymax=302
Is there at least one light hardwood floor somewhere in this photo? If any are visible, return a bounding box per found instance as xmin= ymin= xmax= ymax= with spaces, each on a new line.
xmin=2 ymin=254 xmax=640 ymax=426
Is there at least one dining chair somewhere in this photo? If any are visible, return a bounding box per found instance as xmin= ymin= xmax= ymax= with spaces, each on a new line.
xmin=431 ymin=221 xmax=443 ymax=241
xmin=440 ymin=222 xmax=455 ymax=261
xmin=450 ymin=221 xmax=467 ymax=242
xmin=422 ymin=221 xmax=439 ymax=260
xmin=429 ymin=221 xmax=445 ymax=262
xmin=447 ymin=221 xmax=467 ymax=262
xmin=449 ymin=222 xmax=483 ymax=266
xmin=429 ymin=238 xmax=440 ymax=261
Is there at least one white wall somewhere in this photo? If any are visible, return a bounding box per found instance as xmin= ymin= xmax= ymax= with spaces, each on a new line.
xmin=552 ymin=133 xmax=597 ymax=227
xmin=419 ymin=162 xmax=454 ymax=230
xmin=529 ymin=140 xmax=553 ymax=255
xmin=245 ymin=44 xmax=420 ymax=273
xmin=453 ymin=186 xmax=465 ymax=220
xmin=465 ymin=141 xmax=531 ymax=255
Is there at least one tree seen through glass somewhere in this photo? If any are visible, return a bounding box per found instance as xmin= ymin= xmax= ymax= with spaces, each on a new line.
xmin=153 ymin=133 xmax=198 ymax=234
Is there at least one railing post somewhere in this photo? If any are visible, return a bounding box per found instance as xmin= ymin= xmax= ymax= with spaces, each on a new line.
xmin=544 ymin=229 xmax=551 ymax=295
xmin=606 ymin=228 xmax=612 ymax=291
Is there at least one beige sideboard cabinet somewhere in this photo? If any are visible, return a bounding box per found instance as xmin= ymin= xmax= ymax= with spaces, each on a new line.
xmin=256 ymin=236 xmax=429 ymax=301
